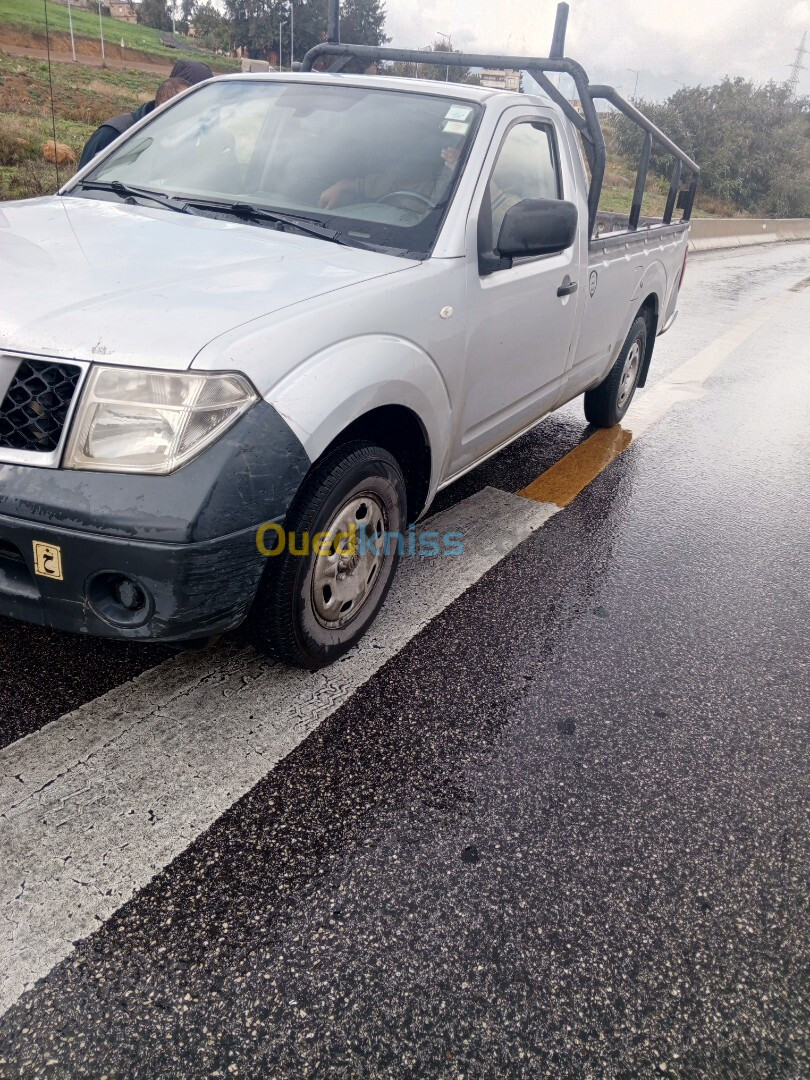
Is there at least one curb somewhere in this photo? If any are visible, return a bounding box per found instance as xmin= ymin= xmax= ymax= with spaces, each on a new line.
xmin=688 ymin=218 xmax=810 ymax=252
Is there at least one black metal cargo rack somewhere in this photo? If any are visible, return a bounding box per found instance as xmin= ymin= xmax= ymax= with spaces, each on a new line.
xmin=303 ymin=2 xmax=699 ymax=242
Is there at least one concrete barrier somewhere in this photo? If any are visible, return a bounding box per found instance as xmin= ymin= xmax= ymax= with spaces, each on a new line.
xmin=688 ymin=218 xmax=810 ymax=252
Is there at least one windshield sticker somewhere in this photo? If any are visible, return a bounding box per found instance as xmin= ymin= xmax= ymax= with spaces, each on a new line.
xmin=445 ymin=105 xmax=473 ymax=122
xmin=442 ymin=120 xmax=470 ymax=136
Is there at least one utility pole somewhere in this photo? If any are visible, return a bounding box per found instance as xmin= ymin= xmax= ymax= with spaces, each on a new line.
xmin=97 ymin=0 xmax=106 ymax=66
xmin=66 ymin=0 xmax=76 ymax=62
xmin=279 ymin=19 xmax=287 ymax=71
xmin=290 ymin=1 xmax=294 ymax=70
xmin=436 ymin=31 xmax=451 ymax=81
xmin=787 ymin=32 xmax=807 ymax=95
xmin=627 ymin=68 xmax=640 ymax=99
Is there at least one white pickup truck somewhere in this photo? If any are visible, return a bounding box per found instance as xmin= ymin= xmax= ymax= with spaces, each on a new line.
xmin=0 ymin=33 xmax=698 ymax=668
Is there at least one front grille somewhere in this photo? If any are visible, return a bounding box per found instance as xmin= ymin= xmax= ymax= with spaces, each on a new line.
xmin=0 ymin=359 xmax=81 ymax=453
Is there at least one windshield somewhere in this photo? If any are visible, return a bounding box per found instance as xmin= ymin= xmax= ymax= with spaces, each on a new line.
xmin=78 ymin=79 xmax=482 ymax=257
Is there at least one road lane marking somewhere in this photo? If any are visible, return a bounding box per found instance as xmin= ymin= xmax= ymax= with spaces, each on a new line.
xmin=627 ymin=289 xmax=799 ymax=439
xmin=1 ymin=275 xmax=805 ymax=1019
xmin=519 ymin=426 xmax=632 ymax=506
xmin=0 ymin=487 xmax=559 ymax=1016
xmin=519 ymin=286 xmax=801 ymax=506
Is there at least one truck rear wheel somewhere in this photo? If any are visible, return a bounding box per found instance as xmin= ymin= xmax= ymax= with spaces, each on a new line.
xmin=249 ymin=440 xmax=406 ymax=669
xmin=584 ymin=315 xmax=647 ymax=427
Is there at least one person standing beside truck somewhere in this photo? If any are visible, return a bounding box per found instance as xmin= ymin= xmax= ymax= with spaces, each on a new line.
xmin=78 ymin=61 xmax=213 ymax=169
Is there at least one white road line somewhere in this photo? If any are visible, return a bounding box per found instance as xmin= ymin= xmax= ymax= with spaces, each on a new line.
xmin=627 ymin=290 xmax=800 ymax=438
xmin=0 ymin=488 xmax=557 ymax=1015
xmin=0 ymin=277 xmax=804 ymax=1018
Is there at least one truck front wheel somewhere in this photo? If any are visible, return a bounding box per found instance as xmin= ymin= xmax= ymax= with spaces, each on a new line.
xmin=584 ymin=315 xmax=647 ymax=427
xmin=249 ymin=440 xmax=406 ymax=669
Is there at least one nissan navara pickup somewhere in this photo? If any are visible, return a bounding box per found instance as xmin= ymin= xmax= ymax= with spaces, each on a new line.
xmin=0 ymin=39 xmax=699 ymax=668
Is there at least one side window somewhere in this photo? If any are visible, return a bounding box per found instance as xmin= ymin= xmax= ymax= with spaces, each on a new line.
xmin=489 ymin=122 xmax=561 ymax=246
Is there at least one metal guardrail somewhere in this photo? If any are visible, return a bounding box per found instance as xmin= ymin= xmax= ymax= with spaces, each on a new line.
xmin=303 ymin=2 xmax=700 ymax=242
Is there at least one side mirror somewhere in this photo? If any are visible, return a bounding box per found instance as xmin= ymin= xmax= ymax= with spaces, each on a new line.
xmin=497 ymin=198 xmax=578 ymax=259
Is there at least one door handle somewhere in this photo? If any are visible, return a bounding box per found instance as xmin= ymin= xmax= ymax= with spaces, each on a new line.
xmin=557 ymin=276 xmax=578 ymax=297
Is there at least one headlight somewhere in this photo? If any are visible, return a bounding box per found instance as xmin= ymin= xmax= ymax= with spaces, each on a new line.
xmin=64 ymin=366 xmax=258 ymax=474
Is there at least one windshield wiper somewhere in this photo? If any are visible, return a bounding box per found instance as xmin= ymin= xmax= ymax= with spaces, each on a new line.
xmin=183 ymin=199 xmax=342 ymax=243
xmin=78 ymin=180 xmax=192 ymax=215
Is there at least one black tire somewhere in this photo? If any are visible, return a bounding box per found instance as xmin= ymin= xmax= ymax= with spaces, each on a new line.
xmin=584 ymin=315 xmax=648 ymax=427
xmin=249 ymin=440 xmax=406 ymax=669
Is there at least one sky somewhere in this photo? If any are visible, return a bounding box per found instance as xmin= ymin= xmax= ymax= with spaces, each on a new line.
xmin=381 ymin=0 xmax=810 ymax=100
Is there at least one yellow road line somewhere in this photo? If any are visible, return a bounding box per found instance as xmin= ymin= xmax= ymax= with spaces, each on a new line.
xmin=518 ymin=425 xmax=631 ymax=506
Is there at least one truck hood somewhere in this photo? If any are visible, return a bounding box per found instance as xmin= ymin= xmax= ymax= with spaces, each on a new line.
xmin=0 ymin=196 xmax=410 ymax=369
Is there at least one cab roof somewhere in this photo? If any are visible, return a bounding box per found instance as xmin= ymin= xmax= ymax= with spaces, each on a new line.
xmin=217 ymin=70 xmax=540 ymax=108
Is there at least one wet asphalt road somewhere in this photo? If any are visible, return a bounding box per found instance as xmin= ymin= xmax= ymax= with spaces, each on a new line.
xmin=1 ymin=240 xmax=807 ymax=749
xmin=0 ymin=241 xmax=808 ymax=1077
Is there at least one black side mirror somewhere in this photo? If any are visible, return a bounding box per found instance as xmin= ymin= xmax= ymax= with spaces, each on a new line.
xmin=497 ymin=198 xmax=578 ymax=259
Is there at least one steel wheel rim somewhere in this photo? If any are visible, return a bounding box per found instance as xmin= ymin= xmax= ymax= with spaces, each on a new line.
xmin=618 ymin=338 xmax=642 ymax=407
xmin=311 ymin=491 xmax=388 ymax=630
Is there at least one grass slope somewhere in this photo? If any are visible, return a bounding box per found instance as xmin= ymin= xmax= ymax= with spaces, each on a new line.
xmin=2 ymin=0 xmax=201 ymax=61
xmin=0 ymin=52 xmax=162 ymax=197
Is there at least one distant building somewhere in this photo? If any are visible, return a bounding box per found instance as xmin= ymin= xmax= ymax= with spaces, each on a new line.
xmin=242 ymin=59 xmax=271 ymax=73
xmin=480 ymin=68 xmax=521 ymax=93
xmin=109 ymin=2 xmax=137 ymax=23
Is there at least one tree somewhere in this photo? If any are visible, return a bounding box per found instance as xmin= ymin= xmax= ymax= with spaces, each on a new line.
xmin=137 ymin=0 xmax=173 ymax=32
xmin=340 ymin=0 xmax=389 ymax=48
xmin=176 ymin=0 xmax=196 ymax=34
xmin=222 ymin=0 xmax=288 ymax=58
xmin=386 ymin=39 xmax=479 ymax=85
xmin=610 ymin=77 xmax=810 ymax=217
xmin=222 ymin=0 xmax=389 ymax=64
xmin=191 ymin=1 xmax=231 ymax=49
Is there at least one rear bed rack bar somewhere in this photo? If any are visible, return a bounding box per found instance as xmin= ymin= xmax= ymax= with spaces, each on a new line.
xmin=303 ymin=2 xmax=699 ymax=241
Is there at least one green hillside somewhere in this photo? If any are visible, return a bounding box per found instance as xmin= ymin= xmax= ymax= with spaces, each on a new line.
xmin=1 ymin=0 xmax=233 ymax=63
xmin=0 ymin=51 xmax=162 ymax=198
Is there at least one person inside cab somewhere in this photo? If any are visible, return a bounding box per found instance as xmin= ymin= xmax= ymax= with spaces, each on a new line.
xmin=318 ymin=143 xmax=464 ymax=212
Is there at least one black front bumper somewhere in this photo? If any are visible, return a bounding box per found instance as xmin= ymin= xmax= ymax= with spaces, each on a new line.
xmin=0 ymin=511 xmax=274 ymax=641
xmin=0 ymin=400 xmax=311 ymax=642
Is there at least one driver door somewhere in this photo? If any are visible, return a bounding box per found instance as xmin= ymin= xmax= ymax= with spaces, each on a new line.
xmin=449 ymin=112 xmax=582 ymax=475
